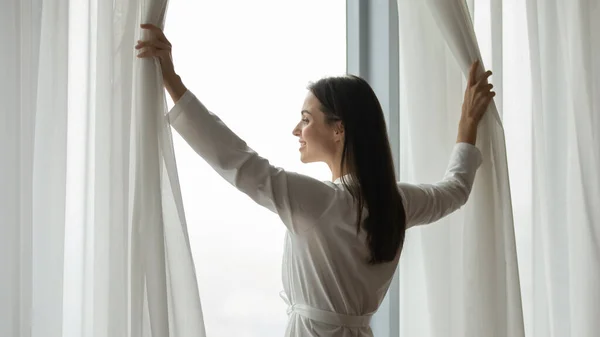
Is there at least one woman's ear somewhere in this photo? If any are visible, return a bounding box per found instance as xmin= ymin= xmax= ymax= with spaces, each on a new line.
xmin=333 ymin=121 xmax=345 ymax=141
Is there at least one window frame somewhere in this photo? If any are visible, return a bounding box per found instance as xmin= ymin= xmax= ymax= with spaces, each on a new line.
xmin=346 ymin=1 xmax=401 ymax=336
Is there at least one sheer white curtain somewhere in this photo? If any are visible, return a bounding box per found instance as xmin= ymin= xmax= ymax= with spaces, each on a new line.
xmin=396 ymin=0 xmax=600 ymax=336
xmin=527 ymin=1 xmax=600 ymax=336
xmin=0 ymin=0 xmax=204 ymax=336
xmin=396 ymin=0 xmax=524 ymax=336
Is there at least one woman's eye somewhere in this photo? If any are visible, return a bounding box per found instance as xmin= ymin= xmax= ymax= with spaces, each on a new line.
xmin=302 ymin=118 xmax=309 ymax=124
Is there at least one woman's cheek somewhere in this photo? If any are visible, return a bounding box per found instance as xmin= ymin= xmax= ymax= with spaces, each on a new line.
xmin=301 ymin=126 xmax=310 ymax=140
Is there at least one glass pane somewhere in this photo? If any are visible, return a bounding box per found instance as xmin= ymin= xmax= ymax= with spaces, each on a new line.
xmin=165 ymin=1 xmax=346 ymax=336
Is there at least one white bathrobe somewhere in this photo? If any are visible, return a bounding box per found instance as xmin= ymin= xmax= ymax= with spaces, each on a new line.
xmin=167 ymin=90 xmax=482 ymax=337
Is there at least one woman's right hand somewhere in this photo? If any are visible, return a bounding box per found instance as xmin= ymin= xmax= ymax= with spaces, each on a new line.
xmin=457 ymin=60 xmax=495 ymax=145
xmin=136 ymin=23 xmax=187 ymax=103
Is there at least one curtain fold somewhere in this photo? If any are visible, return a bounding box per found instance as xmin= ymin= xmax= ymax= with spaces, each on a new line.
xmin=1 ymin=0 xmax=204 ymax=336
xmin=133 ymin=1 xmax=206 ymax=336
xmin=526 ymin=1 xmax=600 ymax=336
xmin=396 ymin=0 xmax=524 ymax=336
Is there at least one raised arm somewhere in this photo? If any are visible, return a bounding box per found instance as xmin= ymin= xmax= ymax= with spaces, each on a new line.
xmin=398 ymin=143 xmax=482 ymax=228
xmin=136 ymin=24 xmax=338 ymax=234
xmin=399 ymin=60 xmax=493 ymax=228
xmin=167 ymin=90 xmax=339 ymax=234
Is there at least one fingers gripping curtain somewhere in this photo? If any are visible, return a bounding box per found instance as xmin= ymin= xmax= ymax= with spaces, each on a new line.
xmin=0 ymin=0 xmax=204 ymax=335
xmin=396 ymin=1 xmax=524 ymax=336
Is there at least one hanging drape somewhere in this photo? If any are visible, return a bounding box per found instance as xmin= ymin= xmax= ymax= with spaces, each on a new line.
xmin=396 ymin=0 xmax=600 ymax=336
xmin=0 ymin=0 xmax=204 ymax=336
xmin=396 ymin=0 xmax=524 ymax=336
xmin=527 ymin=0 xmax=600 ymax=336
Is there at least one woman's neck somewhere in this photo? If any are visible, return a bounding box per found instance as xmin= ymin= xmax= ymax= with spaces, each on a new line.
xmin=329 ymin=164 xmax=348 ymax=182
xmin=327 ymin=148 xmax=346 ymax=182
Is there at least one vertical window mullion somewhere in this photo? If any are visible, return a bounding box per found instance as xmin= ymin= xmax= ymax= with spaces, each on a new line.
xmin=346 ymin=1 xmax=400 ymax=336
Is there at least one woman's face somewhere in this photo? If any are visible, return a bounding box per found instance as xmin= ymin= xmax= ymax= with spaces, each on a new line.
xmin=292 ymin=91 xmax=340 ymax=164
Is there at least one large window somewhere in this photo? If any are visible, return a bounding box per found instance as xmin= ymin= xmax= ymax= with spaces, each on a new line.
xmin=165 ymin=1 xmax=346 ymax=336
xmin=166 ymin=1 xmax=531 ymax=336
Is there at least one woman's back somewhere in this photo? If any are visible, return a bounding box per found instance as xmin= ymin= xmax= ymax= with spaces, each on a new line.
xmin=281 ymin=179 xmax=397 ymax=337
xmin=281 ymin=140 xmax=481 ymax=336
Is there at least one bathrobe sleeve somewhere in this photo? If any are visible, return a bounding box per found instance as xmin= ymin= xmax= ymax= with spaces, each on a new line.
xmin=398 ymin=143 xmax=483 ymax=228
xmin=167 ymin=90 xmax=338 ymax=234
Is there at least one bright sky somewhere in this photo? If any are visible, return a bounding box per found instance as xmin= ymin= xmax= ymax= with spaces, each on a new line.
xmin=165 ymin=1 xmax=346 ymax=336
xmin=165 ymin=1 xmax=532 ymax=336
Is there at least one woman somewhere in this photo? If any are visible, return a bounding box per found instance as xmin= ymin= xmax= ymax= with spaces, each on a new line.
xmin=136 ymin=24 xmax=494 ymax=337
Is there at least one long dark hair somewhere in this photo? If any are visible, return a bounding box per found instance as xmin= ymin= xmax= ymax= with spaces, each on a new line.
xmin=308 ymin=75 xmax=406 ymax=265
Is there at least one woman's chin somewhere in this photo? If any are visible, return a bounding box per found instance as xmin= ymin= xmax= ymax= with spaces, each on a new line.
xmin=299 ymin=152 xmax=311 ymax=163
